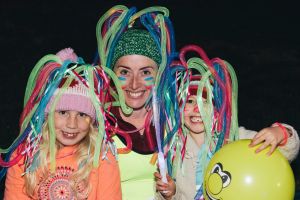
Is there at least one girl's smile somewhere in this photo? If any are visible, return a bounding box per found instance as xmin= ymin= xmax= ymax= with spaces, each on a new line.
xmin=184 ymin=95 xmax=206 ymax=135
xmin=54 ymin=110 xmax=92 ymax=147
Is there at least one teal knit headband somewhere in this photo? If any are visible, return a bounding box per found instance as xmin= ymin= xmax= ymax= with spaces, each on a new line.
xmin=111 ymin=29 xmax=162 ymax=68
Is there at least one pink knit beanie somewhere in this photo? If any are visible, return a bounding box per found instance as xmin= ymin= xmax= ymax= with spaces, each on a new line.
xmin=45 ymin=81 xmax=96 ymax=122
xmin=44 ymin=48 xmax=96 ymax=121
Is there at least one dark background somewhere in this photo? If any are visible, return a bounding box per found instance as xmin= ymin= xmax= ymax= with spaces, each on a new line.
xmin=0 ymin=0 xmax=299 ymax=198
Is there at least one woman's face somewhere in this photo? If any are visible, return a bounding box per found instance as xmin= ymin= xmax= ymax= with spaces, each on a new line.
xmin=54 ymin=110 xmax=91 ymax=147
xmin=114 ymin=55 xmax=158 ymax=110
xmin=184 ymin=95 xmax=205 ymax=134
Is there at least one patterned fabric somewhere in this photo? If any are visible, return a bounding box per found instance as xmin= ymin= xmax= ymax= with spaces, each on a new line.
xmin=4 ymin=145 xmax=122 ymax=200
xmin=38 ymin=166 xmax=88 ymax=200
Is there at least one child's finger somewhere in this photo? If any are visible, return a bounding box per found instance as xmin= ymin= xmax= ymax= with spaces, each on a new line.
xmin=254 ymin=128 xmax=267 ymax=139
xmin=166 ymin=173 xmax=172 ymax=181
xmin=267 ymin=143 xmax=277 ymax=156
xmin=156 ymin=180 xmax=168 ymax=187
xmin=255 ymin=141 xmax=269 ymax=153
xmin=154 ymin=171 xmax=162 ymax=180
xmin=249 ymin=134 xmax=266 ymax=147
xmin=156 ymin=180 xmax=170 ymax=194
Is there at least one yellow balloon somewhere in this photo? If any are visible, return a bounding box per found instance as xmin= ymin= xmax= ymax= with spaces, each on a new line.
xmin=203 ymin=139 xmax=295 ymax=200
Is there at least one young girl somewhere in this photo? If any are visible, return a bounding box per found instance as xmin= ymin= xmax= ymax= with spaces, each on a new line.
xmin=1 ymin=48 xmax=121 ymax=199
xmin=154 ymin=45 xmax=299 ymax=200
xmin=155 ymin=75 xmax=299 ymax=200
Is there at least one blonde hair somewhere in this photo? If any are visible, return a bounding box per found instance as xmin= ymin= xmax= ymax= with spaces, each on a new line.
xmin=24 ymin=120 xmax=99 ymax=198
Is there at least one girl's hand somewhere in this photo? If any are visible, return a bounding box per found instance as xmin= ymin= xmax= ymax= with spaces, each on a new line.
xmin=249 ymin=126 xmax=287 ymax=156
xmin=154 ymin=171 xmax=176 ymax=200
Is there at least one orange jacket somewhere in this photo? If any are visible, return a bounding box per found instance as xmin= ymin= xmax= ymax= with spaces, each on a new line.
xmin=4 ymin=146 xmax=121 ymax=200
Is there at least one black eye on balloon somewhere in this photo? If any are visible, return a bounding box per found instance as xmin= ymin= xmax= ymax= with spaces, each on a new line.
xmin=210 ymin=163 xmax=232 ymax=188
xmin=211 ymin=163 xmax=223 ymax=174
xmin=221 ymin=171 xmax=231 ymax=188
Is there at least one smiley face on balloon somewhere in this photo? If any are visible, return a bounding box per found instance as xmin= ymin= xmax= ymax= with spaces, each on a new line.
xmin=203 ymin=140 xmax=295 ymax=200
xmin=204 ymin=162 xmax=232 ymax=200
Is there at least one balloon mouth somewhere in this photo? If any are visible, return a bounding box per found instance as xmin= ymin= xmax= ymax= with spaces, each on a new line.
xmin=205 ymin=190 xmax=220 ymax=200
xmin=205 ymin=178 xmax=221 ymax=200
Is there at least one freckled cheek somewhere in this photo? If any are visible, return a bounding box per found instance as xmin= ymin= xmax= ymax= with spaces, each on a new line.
xmin=84 ymin=117 xmax=91 ymax=124
xmin=54 ymin=118 xmax=66 ymax=129
xmin=79 ymin=123 xmax=91 ymax=132
xmin=78 ymin=118 xmax=91 ymax=129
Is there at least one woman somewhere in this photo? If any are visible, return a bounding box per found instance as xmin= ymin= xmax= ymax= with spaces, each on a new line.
xmin=110 ymin=28 xmax=162 ymax=200
xmin=95 ymin=5 xmax=175 ymax=200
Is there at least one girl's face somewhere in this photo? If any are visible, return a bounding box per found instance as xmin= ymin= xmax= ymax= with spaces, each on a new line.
xmin=114 ymin=55 xmax=158 ymax=110
xmin=54 ymin=110 xmax=92 ymax=147
xmin=184 ymin=95 xmax=205 ymax=134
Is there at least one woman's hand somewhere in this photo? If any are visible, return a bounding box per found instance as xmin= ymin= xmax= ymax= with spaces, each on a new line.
xmin=249 ymin=126 xmax=287 ymax=156
xmin=154 ymin=171 xmax=176 ymax=200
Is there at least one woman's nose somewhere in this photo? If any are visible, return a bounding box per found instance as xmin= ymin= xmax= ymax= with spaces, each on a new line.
xmin=129 ymin=75 xmax=142 ymax=90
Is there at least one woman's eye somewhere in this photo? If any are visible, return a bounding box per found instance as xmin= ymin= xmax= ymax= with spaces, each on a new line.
xmin=119 ymin=69 xmax=129 ymax=75
xmin=142 ymin=70 xmax=151 ymax=76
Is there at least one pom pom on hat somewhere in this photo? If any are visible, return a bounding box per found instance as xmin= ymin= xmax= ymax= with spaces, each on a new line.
xmin=56 ymin=47 xmax=78 ymax=62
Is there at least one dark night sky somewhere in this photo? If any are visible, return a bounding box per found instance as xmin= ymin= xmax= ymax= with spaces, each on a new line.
xmin=0 ymin=0 xmax=299 ymax=198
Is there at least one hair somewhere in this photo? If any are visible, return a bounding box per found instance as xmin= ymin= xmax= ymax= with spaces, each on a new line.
xmin=24 ymin=120 xmax=98 ymax=198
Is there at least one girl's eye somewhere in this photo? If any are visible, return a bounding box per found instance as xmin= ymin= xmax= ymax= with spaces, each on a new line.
xmin=78 ymin=112 xmax=88 ymax=117
xmin=58 ymin=110 xmax=67 ymax=115
xmin=187 ymin=99 xmax=195 ymax=104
